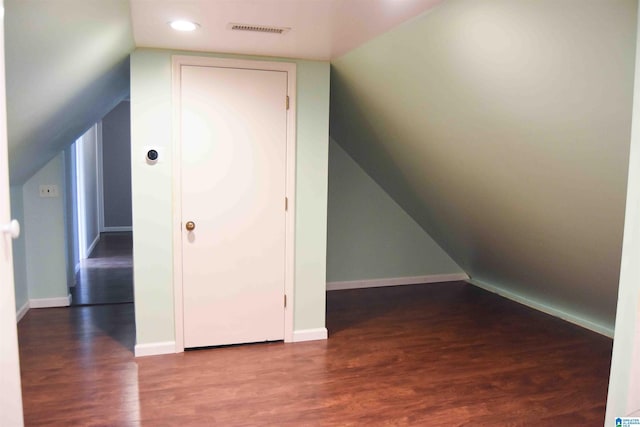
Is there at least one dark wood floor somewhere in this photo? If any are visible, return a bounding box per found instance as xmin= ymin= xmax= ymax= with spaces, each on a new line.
xmin=70 ymin=232 xmax=133 ymax=306
xmin=18 ymin=282 xmax=612 ymax=426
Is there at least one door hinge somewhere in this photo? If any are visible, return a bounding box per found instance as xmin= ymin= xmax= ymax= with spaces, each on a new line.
xmin=286 ymin=95 xmax=290 ymax=110
xmin=285 ymin=197 xmax=288 ymax=211
xmin=284 ymin=294 xmax=287 ymax=308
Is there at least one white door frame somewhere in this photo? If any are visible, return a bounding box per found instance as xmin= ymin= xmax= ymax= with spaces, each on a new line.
xmin=0 ymin=0 xmax=25 ymax=422
xmin=171 ymin=56 xmax=297 ymax=352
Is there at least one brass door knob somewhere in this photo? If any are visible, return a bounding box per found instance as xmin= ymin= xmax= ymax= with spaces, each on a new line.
xmin=185 ymin=221 xmax=196 ymax=231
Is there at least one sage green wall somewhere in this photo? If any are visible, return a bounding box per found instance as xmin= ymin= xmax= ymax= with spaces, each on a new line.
xmin=327 ymin=138 xmax=463 ymax=282
xmin=331 ymin=0 xmax=636 ymax=333
xmin=606 ymin=2 xmax=640 ymax=419
xmin=21 ymin=153 xmax=68 ymax=300
xmin=131 ymin=49 xmax=329 ymax=346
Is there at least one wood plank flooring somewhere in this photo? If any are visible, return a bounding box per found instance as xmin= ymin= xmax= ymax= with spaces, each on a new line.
xmin=18 ymin=282 xmax=612 ymax=426
xmin=70 ymin=232 xmax=133 ymax=306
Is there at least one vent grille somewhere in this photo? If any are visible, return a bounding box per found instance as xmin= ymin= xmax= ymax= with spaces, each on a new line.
xmin=229 ymin=23 xmax=291 ymax=34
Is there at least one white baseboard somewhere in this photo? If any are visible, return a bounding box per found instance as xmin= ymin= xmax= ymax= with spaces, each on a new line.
xmin=292 ymin=328 xmax=328 ymax=342
xmin=86 ymin=234 xmax=100 ymax=258
xmin=102 ymin=226 xmax=132 ymax=233
xmin=467 ymin=278 xmax=614 ymax=338
xmin=327 ymin=273 xmax=469 ymax=291
xmin=16 ymin=301 xmax=29 ymax=322
xmin=29 ymin=294 xmax=72 ymax=308
xmin=135 ymin=341 xmax=176 ymax=357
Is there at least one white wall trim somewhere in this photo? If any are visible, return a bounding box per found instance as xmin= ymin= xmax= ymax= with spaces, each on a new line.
xmin=171 ymin=56 xmax=297 ymax=352
xmin=102 ymin=226 xmax=132 ymax=233
xmin=467 ymin=278 xmax=614 ymax=338
xmin=134 ymin=341 xmax=176 ymax=357
xmin=29 ymin=294 xmax=72 ymax=309
xmin=86 ymin=233 xmax=100 ymax=258
xmin=16 ymin=301 xmax=29 ymax=322
xmin=293 ymin=328 xmax=328 ymax=342
xmin=327 ymin=273 xmax=469 ymax=291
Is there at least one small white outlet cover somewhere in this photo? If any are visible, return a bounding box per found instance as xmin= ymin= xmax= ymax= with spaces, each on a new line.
xmin=39 ymin=185 xmax=59 ymax=198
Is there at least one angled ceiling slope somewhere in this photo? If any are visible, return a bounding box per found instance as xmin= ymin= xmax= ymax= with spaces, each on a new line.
xmin=330 ymin=0 xmax=637 ymax=331
xmin=5 ymin=0 xmax=135 ymax=185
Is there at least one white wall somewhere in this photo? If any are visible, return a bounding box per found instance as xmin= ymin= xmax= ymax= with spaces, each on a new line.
xmin=327 ymin=139 xmax=464 ymax=283
xmin=130 ymin=48 xmax=330 ymax=350
xmin=22 ymin=153 xmax=68 ymax=301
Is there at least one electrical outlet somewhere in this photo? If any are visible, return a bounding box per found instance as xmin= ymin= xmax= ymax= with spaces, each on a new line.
xmin=39 ymin=185 xmax=59 ymax=198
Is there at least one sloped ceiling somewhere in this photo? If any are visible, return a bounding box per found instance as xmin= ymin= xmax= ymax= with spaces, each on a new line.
xmin=330 ymin=0 xmax=637 ymax=329
xmin=5 ymin=0 xmax=134 ymax=184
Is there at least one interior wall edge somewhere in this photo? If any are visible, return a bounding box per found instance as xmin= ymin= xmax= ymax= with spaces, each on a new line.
xmin=467 ymin=278 xmax=614 ymax=338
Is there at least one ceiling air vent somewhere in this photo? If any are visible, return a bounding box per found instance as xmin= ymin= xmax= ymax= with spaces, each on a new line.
xmin=229 ymin=23 xmax=291 ymax=34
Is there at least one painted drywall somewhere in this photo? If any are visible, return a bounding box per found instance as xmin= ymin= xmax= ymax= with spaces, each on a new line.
xmin=21 ymin=153 xmax=68 ymax=300
xmin=4 ymin=0 xmax=133 ymax=185
xmin=606 ymin=2 xmax=640 ymax=419
xmin=327 ymin=138 xmax=463 ymax=282
xmin=101 ymin=101 xmax=132 ymax=229
xmin=76 ymin=126 xmax=100 ymax=257
xmin=130 ymin=48 xmax=329 ymax=347
xmin=9 ymin=186 xmax=27 ymax=312
xmin=330 ymin=0 xmax=636 ymax=332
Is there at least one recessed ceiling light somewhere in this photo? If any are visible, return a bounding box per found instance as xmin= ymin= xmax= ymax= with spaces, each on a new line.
xmin=169 ymin=20 xmax=200 ymax=32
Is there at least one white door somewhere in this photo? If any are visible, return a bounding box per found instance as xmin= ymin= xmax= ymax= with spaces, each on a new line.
xmin=0 ymin=0 xmax=25 ymax=423
xmin=180 ymin=64 xmax=288 ymax=348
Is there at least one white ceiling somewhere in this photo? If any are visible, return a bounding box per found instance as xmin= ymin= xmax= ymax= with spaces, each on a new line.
xmin=130 ymin=0 xmax=443 ymax=60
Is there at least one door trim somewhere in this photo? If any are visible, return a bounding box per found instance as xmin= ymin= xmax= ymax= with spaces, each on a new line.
xmin=171 ymin=56 xmax=297 ymax=352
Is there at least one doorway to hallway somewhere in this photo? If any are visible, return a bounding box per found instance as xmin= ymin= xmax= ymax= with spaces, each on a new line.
xmin=68 ymin=101 xmax=133 ymax=307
